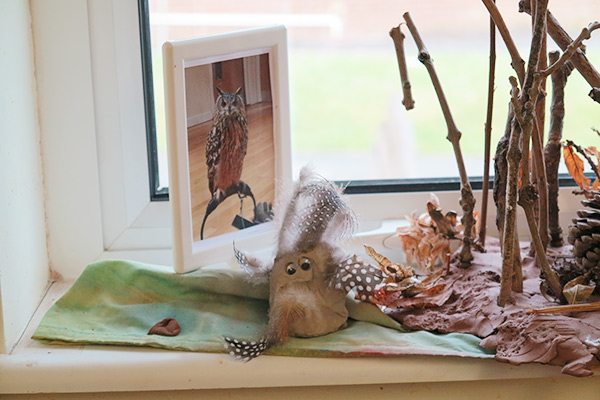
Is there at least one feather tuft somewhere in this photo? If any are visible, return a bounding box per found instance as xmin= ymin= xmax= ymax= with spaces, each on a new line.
xmin=223 ymin=336 xmax=270 ymax=362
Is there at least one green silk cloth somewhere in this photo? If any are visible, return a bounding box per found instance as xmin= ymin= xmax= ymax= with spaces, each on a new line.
xmin=33 ymin=260 xmax=493 ymax=359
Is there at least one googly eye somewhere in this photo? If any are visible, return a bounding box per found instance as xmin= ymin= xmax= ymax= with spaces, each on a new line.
xmin=300 ymin=258 xmax=311 ymax=271
xmin=286 ymin=263 xmax=296 ymax=275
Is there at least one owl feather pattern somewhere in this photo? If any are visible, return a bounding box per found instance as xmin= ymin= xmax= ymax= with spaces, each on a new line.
xmin=201 ymin=87 xmax=255 ymax=240
xmin=225 ymin=168 xmax=385 ymax=361
xmin=206 ymin=87 xmax=248 ymax=198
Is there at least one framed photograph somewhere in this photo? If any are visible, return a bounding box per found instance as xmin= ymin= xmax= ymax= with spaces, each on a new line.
xmin=163 ymin=25 xmax=291 ymax=273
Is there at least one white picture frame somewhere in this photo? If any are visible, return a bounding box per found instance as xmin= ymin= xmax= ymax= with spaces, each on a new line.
xmin=163 ymin=25 xmax=291 ymax=273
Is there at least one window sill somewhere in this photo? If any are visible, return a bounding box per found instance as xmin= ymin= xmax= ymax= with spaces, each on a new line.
xmin=1 ymin=275 xmax=568 ymax=395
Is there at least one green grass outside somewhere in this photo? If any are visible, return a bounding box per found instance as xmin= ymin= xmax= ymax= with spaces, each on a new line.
xmin=289 ymin=48 xmax=600 ymax=155
xmin=153 ymin=49 xmax=600 ymax=158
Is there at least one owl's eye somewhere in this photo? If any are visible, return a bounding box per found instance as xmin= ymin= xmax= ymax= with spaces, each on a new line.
xmin=286 ymin=263 xmax=296 ymax=275
xmin=300 ymin=258 xmax=311 ymax=271
xmin=220 ymin=99 xmax=227 ymax=107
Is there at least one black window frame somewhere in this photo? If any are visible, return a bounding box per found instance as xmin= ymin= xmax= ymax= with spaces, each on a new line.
xmin=137 ymin=0 xmax=581 ymax=201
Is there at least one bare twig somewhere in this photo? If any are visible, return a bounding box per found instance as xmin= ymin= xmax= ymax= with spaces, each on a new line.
xmin=479 ymin=0 xmax=497 ymax=248
xmin=481 ymin=0 xmax=526 ymax=84
xmin=493 ymin=106 xmax=515 ymax=242
xmin=499 ymin=97 xmax=522 ymax=305
xmin=520 ymin=2 xmax=600 ymax=99
xmin=545 ymin=51 xmax=573 ymax=247
xmin=390 ymin=25 xmax=415 ymax=110
xmin=540 ymin=22 xmax=600 ymax=79
xmin=532 ymin=2 xmax=549 ymax=249
xmin=403 ymin=12 xmax=475 ymax=268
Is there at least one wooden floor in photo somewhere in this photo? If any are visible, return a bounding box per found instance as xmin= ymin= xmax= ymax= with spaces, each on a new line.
xmin=187 ymin=101 xmax=275 ymax=242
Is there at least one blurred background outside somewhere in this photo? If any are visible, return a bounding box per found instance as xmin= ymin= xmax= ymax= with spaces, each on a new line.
xmin=148 ymin=0 xmax=600 ymax=188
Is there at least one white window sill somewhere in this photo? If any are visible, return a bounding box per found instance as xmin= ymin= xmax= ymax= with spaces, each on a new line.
xmin=1 ymin=270 xmax=568 ymax=395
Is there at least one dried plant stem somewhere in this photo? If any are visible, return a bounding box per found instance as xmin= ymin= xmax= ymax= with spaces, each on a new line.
xmin=481 ymin=0 xmax=525 ymax=84
xmin=403 ymin=12 xmax=475 ymax=268
xmin=545 ymin=51 xmax=573 ymax=247
xmin=479 ymin=0 xmax=497 ymax=247
xmin=389 ymin=25 xmax=415 ymax=110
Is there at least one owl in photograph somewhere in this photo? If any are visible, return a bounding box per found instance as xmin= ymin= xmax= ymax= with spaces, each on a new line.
xmin=201 ymin=87 xmax=256 ymax=239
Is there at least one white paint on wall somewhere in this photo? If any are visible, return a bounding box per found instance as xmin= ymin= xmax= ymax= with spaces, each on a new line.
xmin=0 ymin=0 xmax=50 ymax=353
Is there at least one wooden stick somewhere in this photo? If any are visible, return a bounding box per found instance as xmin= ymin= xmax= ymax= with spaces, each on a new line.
xmin=481 ymin=0 xmax=526 ymax=84
xmin=532 ymin=1 xmax=549 ymax=249
xmin=493 ymin=107 xmax=515 ymax=243
xmin=545 ymin=51 xmax=573 ymax=247
xmin=479 ymin=0 xmax=497 ymax=248
xmin=498 ymin=80 xmax=524 ymax=306
xmin=389 ymin=25 xmax=415 ymax=110
xmin=529 ymin=301 xmax=600 ymax=314
xmin=403 ymin=11 xmax=475 ymax=268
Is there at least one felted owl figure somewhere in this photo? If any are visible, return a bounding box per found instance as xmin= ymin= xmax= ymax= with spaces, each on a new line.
xmin=225 ymin=167 xmax=384 ymax=361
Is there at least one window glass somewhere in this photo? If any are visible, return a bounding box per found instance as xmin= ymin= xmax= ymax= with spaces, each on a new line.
xmin=147 ymin=0 xmax=600 ymax=187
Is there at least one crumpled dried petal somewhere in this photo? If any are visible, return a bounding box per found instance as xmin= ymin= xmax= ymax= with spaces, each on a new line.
xmin=562 ymin=275 xmax=596 ymax=305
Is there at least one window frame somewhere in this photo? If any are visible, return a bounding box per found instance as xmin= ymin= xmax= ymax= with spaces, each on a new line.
xmin=138 ymin=0 xmax=583 ymax=200
xmin=89 ymin=0 xmax=172 ymax=258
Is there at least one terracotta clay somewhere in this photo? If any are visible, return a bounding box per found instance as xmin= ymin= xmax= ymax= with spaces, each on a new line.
xmin=388 ymin=237 xmax=600 ymax=377
xmin=148 ymin=318 xmax=182 ymax=337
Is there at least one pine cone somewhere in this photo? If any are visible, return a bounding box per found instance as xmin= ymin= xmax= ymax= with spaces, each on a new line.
xmin=568 ymin=192 xmax=600 ymax=286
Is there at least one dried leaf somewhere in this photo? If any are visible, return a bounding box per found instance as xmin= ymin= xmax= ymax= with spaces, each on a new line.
xmin=563 ymin=144 xmax=591 ymax=190
xmin=593 ymin=179 xmax=600 ymax=191
xmin=428 ymin=193 xmax=441 ymax=209
xmin=585 ymin=146 xmax=600 ymax=163
xmin=364 ymin=244 xmax=414 ymax=281
xmin=563 ymin=275 xmax=596 ymax=305
xmin=427 ymin=204 xmax=457 ymax=238
xmin=389 ymin=284 xmax=453 ymax=309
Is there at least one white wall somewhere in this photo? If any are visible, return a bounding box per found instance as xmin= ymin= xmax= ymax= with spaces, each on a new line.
xmin=0 ymin=0 xmax=50 ymax=353
xmin=31 ymin=0 xmax=104 ymax=279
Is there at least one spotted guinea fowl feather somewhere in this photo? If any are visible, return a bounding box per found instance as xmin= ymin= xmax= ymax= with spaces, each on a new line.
xmin=332 ymin=255 xmax=385 ymax=303
xmin=277 ymin=170 xmax=356 ymax=255
xmin=233 ymin=243 xmax=271 ymax=285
